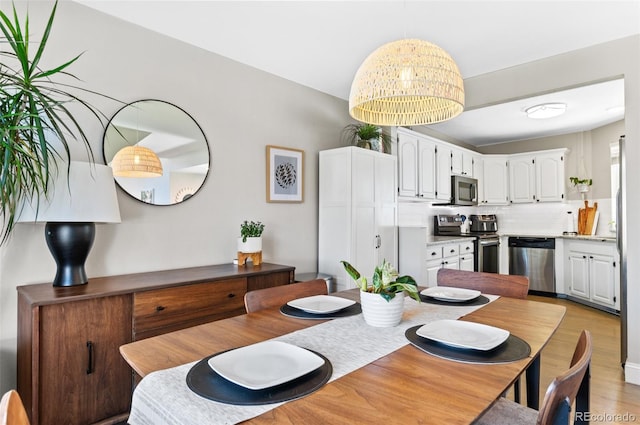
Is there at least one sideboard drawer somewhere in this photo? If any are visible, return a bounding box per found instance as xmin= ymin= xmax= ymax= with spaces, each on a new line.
xmin=133 ymin=278 xmax=247 ymax=339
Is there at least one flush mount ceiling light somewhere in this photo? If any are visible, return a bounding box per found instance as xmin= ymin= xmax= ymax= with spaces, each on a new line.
xmin=112 ymin=146 xmax=163 ymax=177
xmin=525 ymin=103 xmax=567 ymax=119
xmin=349 ymin=39 xmax=465 ymax=126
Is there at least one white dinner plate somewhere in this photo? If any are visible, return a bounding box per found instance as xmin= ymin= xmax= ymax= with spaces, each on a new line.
xmin=420 ymin=286 xmax=481 ymax=302
xmin=287 ymin=295 xmax=356 ymax=314
xmin=208 ymin=341 xmax=324 ymax=390
xmin=416 ymin=320 xmax=510 ymax=351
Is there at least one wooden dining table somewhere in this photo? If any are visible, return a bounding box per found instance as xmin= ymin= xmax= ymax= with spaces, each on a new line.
xmin=120 ymin=289 xmax=565 ymax=424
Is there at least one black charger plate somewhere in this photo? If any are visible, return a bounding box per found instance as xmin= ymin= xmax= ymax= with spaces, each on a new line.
xmin=186 ymin=348 xmax=332 ymax=405
xmin=280 ymin=302 xmax=362 ymax=319
xmin=405 ymin=325 xmax=531 ymax=364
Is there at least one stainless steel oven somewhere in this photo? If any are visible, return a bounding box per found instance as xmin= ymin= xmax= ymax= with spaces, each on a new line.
xmin=476 ymin=234 xmax=500 ymax=273
xmin=468 ymin=215 xmax=499 ymax=273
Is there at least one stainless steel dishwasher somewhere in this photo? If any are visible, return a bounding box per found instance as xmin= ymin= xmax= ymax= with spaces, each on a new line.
xmin=508 ymin=237 xmax=555 ymax=295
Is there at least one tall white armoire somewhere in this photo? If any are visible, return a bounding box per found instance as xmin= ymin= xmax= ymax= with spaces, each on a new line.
xmin=318 ymin=147 xmax=397 ymax=292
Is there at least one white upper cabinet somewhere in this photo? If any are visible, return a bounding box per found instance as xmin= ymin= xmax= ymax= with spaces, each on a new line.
xmin=436 ymin=144 xmax=452 ymax=201
xmin=396 ymin=128 xmax=565 ymax=206
xmin=535 ymin=151 xmax=566 ymax=202
xmin=451 ymin=147 xmax=476 ymax=177
xmin=397 ymin=128 xmax=439 ymax=201
xmin=481 ymin=156 xmax=509 ymax=205
xmin=509 ymin=150 xmax=566 ymax=204
xmin=509 ymin=155 xmax=536 ymax=203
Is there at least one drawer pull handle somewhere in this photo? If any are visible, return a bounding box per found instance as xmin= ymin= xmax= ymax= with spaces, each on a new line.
xmin=431 ymin=252 xmax=437 ymax=256
xmin=86 ymin=341 xmax=94 ymax=375
xmin=156 ymin=305 xmax=166 ymax=312
xmin=227 ymin=293 xmax=236 ymax=298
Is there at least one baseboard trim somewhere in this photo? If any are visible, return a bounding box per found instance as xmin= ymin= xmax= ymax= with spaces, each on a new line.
xmin=625 ymin=361 xmax=640 ymax=385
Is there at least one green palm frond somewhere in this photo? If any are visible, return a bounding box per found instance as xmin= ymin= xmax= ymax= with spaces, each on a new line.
xmin=0 ymin=0 xmax=120 ymax=244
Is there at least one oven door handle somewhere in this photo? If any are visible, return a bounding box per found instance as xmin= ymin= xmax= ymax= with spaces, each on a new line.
xmin=479 ymin=239 xmax=500 ymax=246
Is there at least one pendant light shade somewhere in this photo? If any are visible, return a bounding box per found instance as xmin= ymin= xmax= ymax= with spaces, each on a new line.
xmin=349 ymin=39 xmax=465 ymax=126
xmin=112 ymin=146 xmax=163 ymax=178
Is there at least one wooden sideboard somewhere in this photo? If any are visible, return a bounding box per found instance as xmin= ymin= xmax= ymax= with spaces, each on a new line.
xmin=16 ymin=262 xmax=295 ymax=425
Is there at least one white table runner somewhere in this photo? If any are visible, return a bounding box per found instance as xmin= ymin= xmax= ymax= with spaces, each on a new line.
xmin=128 ymin=295 xmax=497 ymax=425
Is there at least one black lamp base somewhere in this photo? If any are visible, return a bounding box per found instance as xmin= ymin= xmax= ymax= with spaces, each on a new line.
xmin=45 ymin=222 xmax=96 ymax=287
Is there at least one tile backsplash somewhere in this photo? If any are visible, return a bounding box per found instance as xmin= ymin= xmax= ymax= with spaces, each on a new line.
xmin=398 ymin=198 xmax=615 ymax=237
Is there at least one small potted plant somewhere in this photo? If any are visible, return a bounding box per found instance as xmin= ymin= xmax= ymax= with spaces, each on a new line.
xmin=238 ymin=220 xmax=265 ymax=253
xmin=569 ymin=177 xmax=592 ymax=193
xmin=341 ymin=259 xmax=419 ymax=327
xmin=341 ymin=123 xmax=391 ymax=153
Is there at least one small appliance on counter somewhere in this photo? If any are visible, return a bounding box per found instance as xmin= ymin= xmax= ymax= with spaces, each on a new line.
xmin=468 ymin=214 xmax=498 ymax=233
xmin=434 ymin=214 xmax=465 ymax=236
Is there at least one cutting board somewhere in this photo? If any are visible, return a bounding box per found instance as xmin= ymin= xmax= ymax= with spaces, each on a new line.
xmin=578 ymin=201 xmax=598 ymax=235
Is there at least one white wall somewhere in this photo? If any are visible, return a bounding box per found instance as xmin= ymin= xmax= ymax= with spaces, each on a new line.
xmin=0 ymin=1 xmax=351 ymax=393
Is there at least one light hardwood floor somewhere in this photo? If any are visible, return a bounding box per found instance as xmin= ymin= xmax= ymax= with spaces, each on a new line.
xmin=523 ymin=296 xmax=640 ymax=423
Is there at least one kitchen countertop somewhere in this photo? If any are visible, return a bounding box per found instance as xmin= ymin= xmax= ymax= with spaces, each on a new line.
xmin=424 ymin=233 xmax=616 ymax=245
xmin=425 ymin=235 xmax=473 ymax=245
xmin=502 ymin=233 xmax=616 ymax=242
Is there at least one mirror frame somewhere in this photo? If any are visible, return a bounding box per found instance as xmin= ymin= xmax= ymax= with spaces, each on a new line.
xmin=102 ymin=99 xmax=211 ymax=206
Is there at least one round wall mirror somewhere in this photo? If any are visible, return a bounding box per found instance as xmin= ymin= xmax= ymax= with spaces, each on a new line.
xmin=103 ymin=100 xmax=210 ymax=205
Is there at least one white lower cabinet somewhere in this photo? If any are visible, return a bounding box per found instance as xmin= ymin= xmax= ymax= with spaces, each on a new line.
xmin=399 ymin=228 xmax=474 ymax=287
xmin=564 ymin=239 xmax=619 ymax=311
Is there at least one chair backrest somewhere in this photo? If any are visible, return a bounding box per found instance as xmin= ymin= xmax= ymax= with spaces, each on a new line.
xmin=244 ymin=279 xmax=328 ymax=313
xmin=0 ymin=390 xmax=30 ymax=425
xmin=436 ymin=268 xmax=529 ymax=299
xmin=537 ymin=330 xmax=592 ymax=425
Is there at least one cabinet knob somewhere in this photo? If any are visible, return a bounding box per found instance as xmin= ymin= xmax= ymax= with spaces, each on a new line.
xmin=227 ymin=293 xmax=236 ymax=298
xmin=450 ymin=249 xmax=455 ymax=253
xmin=156 ymin=305 xmax=166 ymax=312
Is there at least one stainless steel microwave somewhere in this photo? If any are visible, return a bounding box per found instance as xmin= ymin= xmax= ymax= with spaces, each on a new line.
xmin=451 ymin=175 xmax=478 ymax=206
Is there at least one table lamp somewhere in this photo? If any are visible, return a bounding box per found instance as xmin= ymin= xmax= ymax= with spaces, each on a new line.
xmin=17 ymin=161 xmax=121 ymax=287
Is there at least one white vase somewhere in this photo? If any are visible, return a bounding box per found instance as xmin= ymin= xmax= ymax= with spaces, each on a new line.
xmin=360 ymin=291 xmax=405 ymax=327
xmin=237 ymin=236 xmax=262 ymax=253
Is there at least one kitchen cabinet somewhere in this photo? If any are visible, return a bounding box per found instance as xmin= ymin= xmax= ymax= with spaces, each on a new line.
xmin=319 ymin=147 xmax=397 ymax=291
xmin=564 ymin=239 xmax=619 ymax=311
xmin=16 ymin=263 xmax=294 ymax=425
xmin=397 ymin=128 xmax=450 ymax=202
xmin=397 ymin=129 xmax=436 ymax=199
xmin=480 ymin=155 xmax=509 ymax=205
xmin=398 ymin=229 xmax=474 ymax=286
xmin=509 ymin=150 xmax=566 ymax=203
xmin=451 ymin=147 xmax=476 ymax=177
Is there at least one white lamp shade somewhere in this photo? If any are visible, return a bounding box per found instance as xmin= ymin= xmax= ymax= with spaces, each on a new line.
xmin=17 ymin=161 xmax=121 ymax=223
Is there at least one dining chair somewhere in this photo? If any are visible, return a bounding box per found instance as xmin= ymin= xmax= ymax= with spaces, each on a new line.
xmin=0 ymin=390 xmax=30 ymax=425
xmin=437 ymin=268 xmax=530 ymax=403
xmin=244 ymin=279 xmax=328 ymax=313
xmin=436 ymin=268 xmax=530 ymax=299
xmin=475 ymin=330 xmax=592 ymax=425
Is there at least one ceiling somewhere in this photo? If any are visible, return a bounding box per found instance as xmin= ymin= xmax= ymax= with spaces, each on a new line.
xmin=75 ymin=1 xmax=639 ymax=146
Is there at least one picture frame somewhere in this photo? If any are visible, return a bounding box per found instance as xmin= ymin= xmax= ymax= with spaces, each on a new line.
xmin=140 ymin=188 xmax=155 ymax=204
xmin=266 ymin=145 xmax=304 ymax=203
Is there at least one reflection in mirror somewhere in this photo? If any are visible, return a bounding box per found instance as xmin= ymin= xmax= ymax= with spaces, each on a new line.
xmin=103 ymin=100 xmax=210 ymax=205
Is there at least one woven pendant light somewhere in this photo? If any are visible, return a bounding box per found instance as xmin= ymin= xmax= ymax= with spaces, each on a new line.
xmin=112 ymin=146 xmax=163 ymax=177
xmin=349 ymin=39 xmax=465 ymax=126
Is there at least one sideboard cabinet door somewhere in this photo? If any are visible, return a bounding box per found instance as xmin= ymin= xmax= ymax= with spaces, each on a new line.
xmin=37 ymin=295 xmax=132 ymax=425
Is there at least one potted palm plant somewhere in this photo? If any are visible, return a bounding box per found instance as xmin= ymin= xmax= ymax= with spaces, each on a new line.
xmin=341 ymin=259 xmax=419 ymax=327
xmin=238 ymin=220 xmax=265 ymax=253
xmin=341 ymin=123 xmax=391 ymax=153
xmin=0 ymin=1 xmax=115 ymax=244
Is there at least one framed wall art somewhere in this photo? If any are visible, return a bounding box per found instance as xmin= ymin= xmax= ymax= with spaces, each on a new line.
xmin=266 ymin=145 xmax=304 ymax=203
